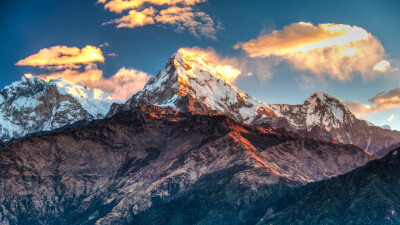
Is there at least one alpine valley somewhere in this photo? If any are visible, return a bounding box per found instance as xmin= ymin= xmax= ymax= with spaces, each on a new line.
xmin=0 ymin=49 xmax=399 ymax=225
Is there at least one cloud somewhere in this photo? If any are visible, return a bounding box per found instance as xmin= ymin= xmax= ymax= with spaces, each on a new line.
xmin=388 ymin=114 xmax=398 ymax=122
xmin=17 ymin=45 xmax=151 ymax=101
xmin=98 ymin=42 xmax=110 ymax=48
xmin=179 ymin=47 xmax=242 ymax=83
xmin=98 ymin=0 xmax=218 ymax=39
xmin=235 ymin=22 xmax=389 ymax=81
xmin=16 ymin=45 xmax=105 ymax=70
xmin=373 ymin=59 xmax=394 ymax=72
xmin=180 ymin=47 xmax=276 ymax=82
xmin=346 ymin=87 xmax=400 ymax=117
xmin=103 ymin=7 xmax=156 ymax=28
xmin=37 ymin=64 xmax=151 ymax=101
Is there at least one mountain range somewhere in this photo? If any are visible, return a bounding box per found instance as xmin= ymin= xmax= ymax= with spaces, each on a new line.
xmin=0 ymin=49 xmax=399 ymax=224
xmin=109 ymin=49 xmax=400 ymax=155
xmin=0 ymin=75 xmax=120 ymax=141
xmin=0 ymin=105 xmax=376 ymax=224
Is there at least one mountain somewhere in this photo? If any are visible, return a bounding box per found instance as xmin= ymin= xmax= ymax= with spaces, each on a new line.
xmin=267 ymin=91 xmax=400 ymax=154
xmin=109 ymin=49 xmax=399 ymax=155
xmin=259 ymin=147 xmax=400 ymax=225
xmin=0 ymin=105 xmax=376 ymax=225
xmin=108 ymin=49 xmax=277 ymax=124
xmin=376 ymin=141 xmax=400 ymax=157
xmin=0 ymin=75 xmax=121 ymax=141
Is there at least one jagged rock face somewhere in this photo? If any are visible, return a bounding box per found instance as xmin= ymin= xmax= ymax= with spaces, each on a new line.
xmin=0 ymin=75 xmax=121 ymax=141
xmin=108 ymin=49 xmax=277 ymax=123
xmin=0 ymin=105 xmax=376 ymax=224
xmin=267 ymin=91 xmax=400 ymax=154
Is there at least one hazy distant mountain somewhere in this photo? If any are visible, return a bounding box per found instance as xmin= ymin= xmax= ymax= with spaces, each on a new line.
xmin=0 ymin=105 xmax=376 ymax=224
xmin=260 ymin=147 xmax=400 ymax=225
xmin=0 ymin=75 xmax=121 ymax=141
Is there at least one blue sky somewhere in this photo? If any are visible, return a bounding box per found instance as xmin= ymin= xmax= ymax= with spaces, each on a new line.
xmin=1 ymin=0 xmax=400 ymax=129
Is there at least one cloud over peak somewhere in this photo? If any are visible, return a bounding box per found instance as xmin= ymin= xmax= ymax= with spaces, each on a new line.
xmin=16 ymin=45 xmax=151 ymax=101
xmin=235 ymin=22 xmax=390 ymax=81
xmin=99 ymin=0 xmax=218 ymax=39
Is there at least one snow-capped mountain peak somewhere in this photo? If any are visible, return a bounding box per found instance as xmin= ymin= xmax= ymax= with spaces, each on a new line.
xmin=0 ymin=75 xmax=121 ymax=141
xmin=116 ymin=49 xmax=277 ymax=123
xmin=303 ymin=91 xmax=356 ymax=129
xmin=268 ymin=91 xmax=356 ymax=132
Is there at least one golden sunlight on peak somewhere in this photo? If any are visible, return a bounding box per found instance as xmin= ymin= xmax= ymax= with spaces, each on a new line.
xmin=215 ymin=65 xmax=241 ymax=83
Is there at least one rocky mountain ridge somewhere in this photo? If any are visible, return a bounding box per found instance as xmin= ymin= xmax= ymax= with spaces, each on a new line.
xmin=0 ymin=75 xmax=121 ymax=141
xmin=267 ymin=91 xmax=400 ymax=154
xmin=108 ymin=49 xmax=277 ymax=124
xmin=260 ymin=147 xmax=400 ymax=224
xmin=0 ymin=105 xmax=376 ymax=224
xmin=109 ymin=49 xmax=400 ymax=155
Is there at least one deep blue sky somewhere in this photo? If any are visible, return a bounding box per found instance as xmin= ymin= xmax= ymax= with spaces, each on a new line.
xmin=1 ymin=0 xmax=399 ymax=129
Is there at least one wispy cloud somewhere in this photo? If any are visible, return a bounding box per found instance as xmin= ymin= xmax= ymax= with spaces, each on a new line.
xmin=346 ymin=87 xmax=400 ymax=117
xmin=388 ymin=114 xmax=398 ymax=122
xmin=98 ymin=0 xmax=218 ymax=39
xmin=16 ymin=45 xmax=150 ymax=101
xmin=235 ymin=22 xmax=391 ymax=81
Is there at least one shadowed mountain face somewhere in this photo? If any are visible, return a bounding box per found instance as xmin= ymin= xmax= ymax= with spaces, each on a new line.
xmin=376 ymin=141 xmax=400 ymax=157
xmin=259 ymin=148 xmax=400 ymax=225
xmin=0 ymin=105 xmax=375 ymax=225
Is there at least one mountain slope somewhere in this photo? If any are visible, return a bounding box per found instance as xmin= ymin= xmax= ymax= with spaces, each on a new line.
xmin=109 ymin=49 xmax=399 ymax=155
xmin=108 ymin=49 xmax=277 ymax=124
xmin=0 ymin=75 xmax=121 ymax=141
xmin=0 ymin=105 xmax=375 ymax=224
xmin=260 ymin=148 xmax=400 ymax=225
xmin=267 ymin=91 xmax=400 ymax=154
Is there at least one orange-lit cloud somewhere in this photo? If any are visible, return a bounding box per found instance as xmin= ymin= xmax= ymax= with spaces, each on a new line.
xmin=235 ymin=22 xmax=389 ymax=81
xmin=346 ymin=87 xmax=400 ymax=117
xmin=98 ymin=0 xmax=217 ymax=39
xmin=17 ymin=45 xmax=151 ymax=101
xmin=103 ymin=7 xmax=156 ymax=28
xmin=180 ymin=47 xmax=277 ymax=82
xmin=16 ymin=45 xmax=105 ymax=70
xmin=179 ymin=47 xmax=242 ymax=83
xmin=37 ymin=64 xmax=150 ymax=101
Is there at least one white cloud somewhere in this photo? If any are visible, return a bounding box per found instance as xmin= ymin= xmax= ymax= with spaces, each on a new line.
xmin=388 ymin=114 xmax=398 ymax=122
xmin=235 ymin=22 xmax=390 ymax=81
